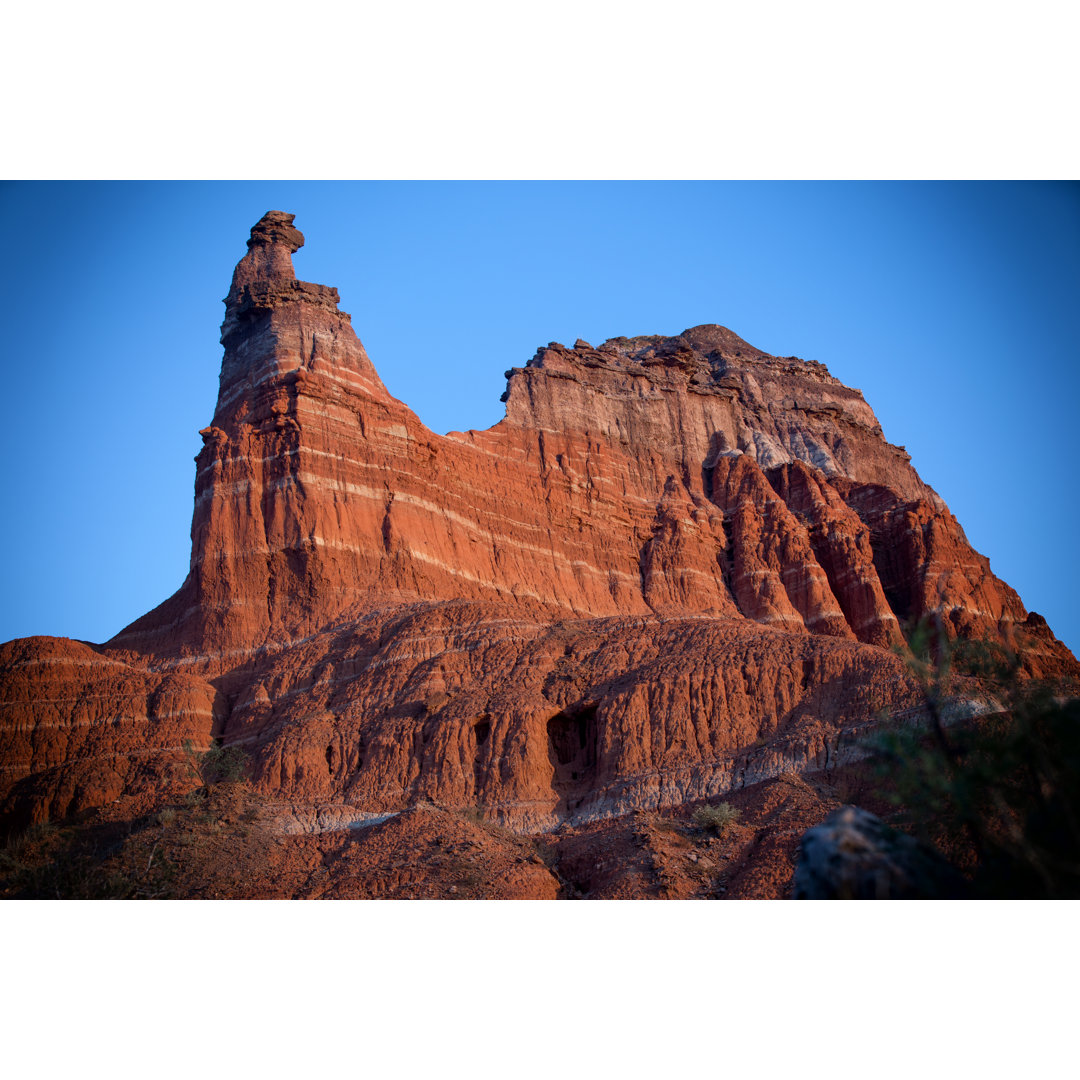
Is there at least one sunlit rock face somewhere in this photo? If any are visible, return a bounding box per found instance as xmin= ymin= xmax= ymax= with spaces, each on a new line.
xmin=2 ymin=212 xmax=1076 ymax=833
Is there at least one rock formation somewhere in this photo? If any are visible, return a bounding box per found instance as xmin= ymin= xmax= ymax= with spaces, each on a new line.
xmin=2 ymin=211 xmax=1076 ymax=841
xmin=792 ymin=805 xmax=971 ymax=899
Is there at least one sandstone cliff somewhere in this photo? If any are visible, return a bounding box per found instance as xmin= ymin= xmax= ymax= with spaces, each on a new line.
xmin=2 ymin=211 xmax=1075 ymax=836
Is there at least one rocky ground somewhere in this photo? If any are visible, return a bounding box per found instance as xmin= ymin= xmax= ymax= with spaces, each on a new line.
xmin=0 ymin=766 xmax=881 ymax=900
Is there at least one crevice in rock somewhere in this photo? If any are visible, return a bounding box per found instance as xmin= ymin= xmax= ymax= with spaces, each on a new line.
xmin=380 ymin=495 xmax=394 ymax=553
xmin=637 ymin=540 xmax=650 ymax=606
xmin=209 ymin=689 xmax=232 ymax=741
xmin=473 ymin=715 xmax=491 ymax=796
xmin=547 ymin=702 xmax=599 ymax=812
xmin=473 ymin=716 xmax=491 ymax=747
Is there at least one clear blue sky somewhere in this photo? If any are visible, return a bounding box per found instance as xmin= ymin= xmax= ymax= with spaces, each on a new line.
xmin=2 ymin=181 xmax=1077 ymax=656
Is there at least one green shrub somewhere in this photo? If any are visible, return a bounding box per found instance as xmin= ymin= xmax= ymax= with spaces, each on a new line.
xmin=693 ymin=802 xmax=741 ymax=835
xmin=872 ymin=616 xmax=1080 ymax=898
xmin=182 ymin=739 xmax=249 ymax=789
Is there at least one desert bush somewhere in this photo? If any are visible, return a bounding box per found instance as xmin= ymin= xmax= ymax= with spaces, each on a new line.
xmin=872 ymin=617 xmax=1080 ymax=898
xmin=182 ymin=739 xmax=249 ymax=789
xmin=693 ymin=802 xmax=741 ymax=835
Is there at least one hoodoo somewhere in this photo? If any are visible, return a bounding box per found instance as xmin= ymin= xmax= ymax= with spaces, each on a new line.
xmin=2 ymin=212 xmax=1076 ymax=840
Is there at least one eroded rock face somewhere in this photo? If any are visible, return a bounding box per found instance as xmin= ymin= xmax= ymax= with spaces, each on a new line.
xmin=2 ymin=211 xmax=1076 ymax=834
xmin=217 ymin=600 xmax=930 ymax=831
xmin=0 ymin=637 xmax=221 ymax=830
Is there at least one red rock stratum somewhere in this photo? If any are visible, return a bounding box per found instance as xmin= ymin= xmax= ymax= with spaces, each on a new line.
xmin=2 ymin=211 xmax=1076 ymax=837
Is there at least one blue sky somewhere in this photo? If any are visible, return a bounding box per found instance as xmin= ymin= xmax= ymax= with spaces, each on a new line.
xmin=2 ymin=181 xmax=1077 ymax=656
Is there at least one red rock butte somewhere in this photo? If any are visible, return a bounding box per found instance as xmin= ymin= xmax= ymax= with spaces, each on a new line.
xmin=2 ymin=211 xmax=1077 ymax=834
